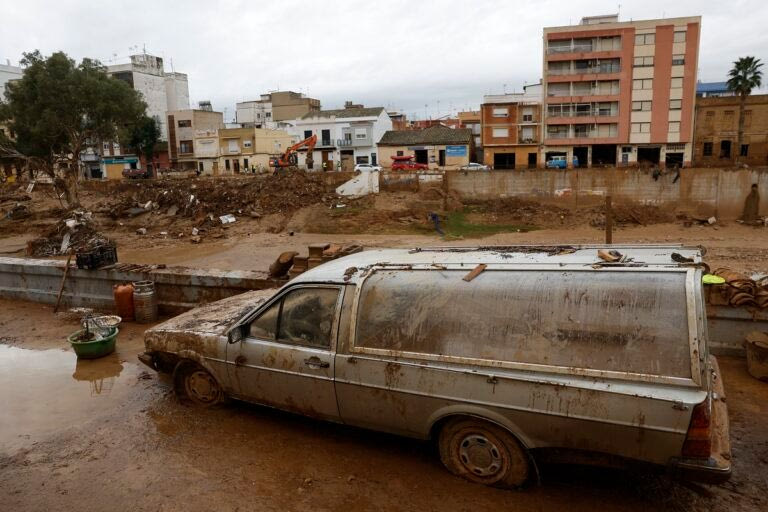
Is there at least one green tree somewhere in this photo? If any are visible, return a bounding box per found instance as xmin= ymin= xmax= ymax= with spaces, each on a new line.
xmin=0 ymin=51 xmax=147 ymax=206
xmin=127 ymin=115 xmax=161 ymax=175
xmin=726 ymin=56 xmax=763 ymax=164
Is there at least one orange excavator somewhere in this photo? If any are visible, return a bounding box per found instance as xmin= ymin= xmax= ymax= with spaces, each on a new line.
xmin=270 ymin=134 xmax=316 ymax=170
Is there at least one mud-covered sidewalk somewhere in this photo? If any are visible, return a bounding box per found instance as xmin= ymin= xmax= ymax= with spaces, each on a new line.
xmin=0 ymin=298 xmax=766 ymax=512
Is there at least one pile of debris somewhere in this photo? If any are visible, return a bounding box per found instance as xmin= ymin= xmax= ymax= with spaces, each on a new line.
xmin=97 ymin=172 xmax=339 ymax=221
xmin=26 ymin=210 xmax=113 ymax=257
xmin=709 ymin=268 xmax=768 ymax=308
xmin=589 ymin=203 xmax=675 ymax=228
xmin=268 ymin=243 xmax=364 ymax=280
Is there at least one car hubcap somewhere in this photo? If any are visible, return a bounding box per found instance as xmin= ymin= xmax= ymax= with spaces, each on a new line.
xmin=186 ymin=370 xmax=218 ymax=403
xmin=459 ymin=434 xmax=503 ymax=477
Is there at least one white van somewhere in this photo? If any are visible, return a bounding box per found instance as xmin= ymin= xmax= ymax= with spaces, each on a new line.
xmin=141 ymin=245 xmax=731 ymax=488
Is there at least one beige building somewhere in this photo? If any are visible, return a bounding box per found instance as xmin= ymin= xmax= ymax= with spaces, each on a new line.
xmin=377 ymin=126 xmax=474 ymax=170
xmin=236 ymin=90 xmax=321 ymax=129
xmin=167 ymin=109 xmax=225 ymax=172
xmin=217 ymin=127 xmax=294 ymax=174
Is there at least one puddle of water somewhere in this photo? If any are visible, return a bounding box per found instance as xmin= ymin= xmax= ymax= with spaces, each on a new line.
xmin=0 ymin=345 xmax=141 ymax=454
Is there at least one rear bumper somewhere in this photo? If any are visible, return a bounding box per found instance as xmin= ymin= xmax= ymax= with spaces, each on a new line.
xmin=668 ymin=356 xmax=732 ymax=484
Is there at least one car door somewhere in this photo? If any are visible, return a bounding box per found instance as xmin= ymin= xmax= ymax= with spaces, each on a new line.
xmin=226 ymin=285 xmax=344 ymax=421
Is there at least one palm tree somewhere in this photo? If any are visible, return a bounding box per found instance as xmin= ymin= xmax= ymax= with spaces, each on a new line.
xmin=726 ymin=56 xmax=763 ymax=164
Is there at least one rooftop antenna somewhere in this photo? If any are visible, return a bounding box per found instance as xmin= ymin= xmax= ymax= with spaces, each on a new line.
xmin=503 ymin=83 xmax=508 ymax=94
xmin=618 ymin=3 xmax=621 ymax=19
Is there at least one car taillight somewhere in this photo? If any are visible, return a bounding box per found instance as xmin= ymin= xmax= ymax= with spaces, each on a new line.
xmin=681 ymin=399 xmax=712 ymax=458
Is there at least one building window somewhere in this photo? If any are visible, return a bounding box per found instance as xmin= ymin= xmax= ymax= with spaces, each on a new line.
xmin=354 ymin=128 xmax=367 ymax=140
xmin=492 ymin=128 xmax=509 ymax=138
xmin=547 ymin=125 xmax=569 ymax=138
xmin=632 ymin=101 xmax=652 ymax=111
xmin=703 ymin=142 xmax=713 ymax=156
xmin=225 ymin=159 xmax=231 ymax=170
xmin=633 ymin=79 xmax=653 ymax=90
xmin=492 ymin=107 xmax=508 ymax=117
xmin=669 ymin=99 xmax=682 ymax=110
xmin=178 ymin=120 xmax=192 ymax=128
xmin=523 ymin=114 xmax=533 ymax=122
xmin=673 ymin=31 xmax=686 ymax=43
xmin=720 ymin=140 xmax=731 ymax=158
xmin=396 ymin=150 xmax=404 ymax=156
xmin=356 ymin=156 xmax=369 ymax=164
xmin=634 ymin=33 xmax=655 ymax=45
xmin=266 ymin=112 xmax=271 ymax=118
xmin=672 ymin=54 xmax=685 ymax=65
xmin=633 ymin=56 xmax=654 ymax=67
xmin=741 ymin=144 xmax=749 ymax=157
xmin=631 ymin=122 xmax=650 ymax=133
xmin=179 ymin=140 xmax=193 ymax=154
xmin=303 ymin=130 xmax=312 ymax=139
xmin=745 ymin=110 xmax=752 ymax=127
xmin=243 ymin=140 xmax=252 ymax=148
xmin=670 ymin=77 xmax=683 ymax=89
xmin=668 ymin=121 xmax=680 ymax=133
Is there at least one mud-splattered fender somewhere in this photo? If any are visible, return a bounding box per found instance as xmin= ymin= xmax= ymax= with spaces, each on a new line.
xmin=426 ymin=404 xmax=537 ymax=451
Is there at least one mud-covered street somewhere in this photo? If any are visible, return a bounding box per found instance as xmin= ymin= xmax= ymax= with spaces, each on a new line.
xmin=0 ymin=298 xmax=766 ymax=512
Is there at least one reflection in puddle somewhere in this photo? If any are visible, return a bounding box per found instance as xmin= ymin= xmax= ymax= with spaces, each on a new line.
xmin=0 ymin=345 xmax=139 ymax=453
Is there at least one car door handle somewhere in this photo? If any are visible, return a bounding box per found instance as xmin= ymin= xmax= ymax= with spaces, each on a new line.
xmin=304 ymin=357 xmax=330 ymax=369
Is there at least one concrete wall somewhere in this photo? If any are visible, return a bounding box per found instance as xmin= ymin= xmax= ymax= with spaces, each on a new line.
xmin=0 ymin=257 xmax=278 ymax=316
xmin=445 ymin=167 xmax=768 ymax=219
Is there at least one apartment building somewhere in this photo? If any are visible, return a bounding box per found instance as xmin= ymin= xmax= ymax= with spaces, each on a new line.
xmin=481 ymin=84 xmax=542 ymax=169
xmin=542 ymin=14 xmax=700 ymax=168
xmin=167 ymin=109 xmax=225 ymax=173
xmin=289 ymin=103 xmax=392 ymax=171
xmin=218 ymin=127 xmax=294 ymax=174
xmin=109 ymin=53 xmax=190 ymax=140
xmin=236 ymin=91 xmax=321 ymax=129
xmin=693 ymin=94 xmax=768 ymax=166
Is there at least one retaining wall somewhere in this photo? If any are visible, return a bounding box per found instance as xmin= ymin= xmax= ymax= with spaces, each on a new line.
xmin=0 ymin=257 xmax=280 ymax=315
xmin=445 ymin=168 xmax=768 ymax=219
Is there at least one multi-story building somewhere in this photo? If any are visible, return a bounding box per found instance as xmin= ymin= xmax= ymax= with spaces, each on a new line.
xmin=217 ymin=127 xmax=294 ymax=174
xmin=693 ymin=94 xmax=768 ymax=166
xmin=481 ymin=84 xmax=542 ymax=169
xmin=289 ymin=102 xmax=392 ymax=171
xmin=108 ymin=53 xmax=190 ymax=140
xmin=0 ymin=60 xmax=22 ymax=95
xmin=458 ymin=110 xmax=482 ymax=158
xmin=236 ymin=90 xmax=321 ymax=129
xmin=542 ymin=14 xmax=701 ymax=168
xmin=167 ymin=109 xmax=225 ymax=173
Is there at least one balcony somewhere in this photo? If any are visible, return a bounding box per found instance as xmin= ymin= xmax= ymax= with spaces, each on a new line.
xmin=547 ymin=43 xmax=594 ymax=54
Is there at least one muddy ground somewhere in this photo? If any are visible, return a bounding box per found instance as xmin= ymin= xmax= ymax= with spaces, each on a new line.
xmin=0 ymin=299 xmax=767 ymax=512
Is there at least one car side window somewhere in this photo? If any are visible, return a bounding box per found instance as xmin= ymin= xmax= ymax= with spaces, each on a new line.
xmin=248 ymin=300 xmax=279 ymax=340
xmin=278 ymin=288 xmax=339 ymax=348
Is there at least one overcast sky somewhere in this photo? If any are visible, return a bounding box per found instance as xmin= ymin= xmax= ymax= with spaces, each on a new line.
xmin=2 ymin=0 xmax=767 ymax=121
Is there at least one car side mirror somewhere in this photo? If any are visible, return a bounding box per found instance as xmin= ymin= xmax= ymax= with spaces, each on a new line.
xmin=227 ymin=325 xmax=245 ymax=344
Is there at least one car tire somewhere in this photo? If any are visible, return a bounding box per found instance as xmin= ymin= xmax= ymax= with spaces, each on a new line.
xmin=438 ymin=417 xmax=530 ymax=488
xmin=174 ymin=361 xmax=224 ymax=407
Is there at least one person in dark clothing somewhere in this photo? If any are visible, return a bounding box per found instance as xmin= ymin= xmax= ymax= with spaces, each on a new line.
xmin=429 ymin=212 xmax=444 ymax=236
xmin=742 ymin=184 xmax=761 ymax=224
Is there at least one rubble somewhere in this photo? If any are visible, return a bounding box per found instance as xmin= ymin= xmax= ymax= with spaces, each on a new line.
xmin=709 ymin=268 xmax=768 ymax=308
xmin=26 ymin=210 xmax=114 ymax=257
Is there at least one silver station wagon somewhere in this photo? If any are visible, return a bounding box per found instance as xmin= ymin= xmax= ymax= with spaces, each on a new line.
xmin=140 ymin=245 xmax=731 ymax=488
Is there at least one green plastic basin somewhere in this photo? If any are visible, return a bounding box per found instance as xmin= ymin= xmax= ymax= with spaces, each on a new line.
xmin=67 ymin=327 xmax=119 ymax=359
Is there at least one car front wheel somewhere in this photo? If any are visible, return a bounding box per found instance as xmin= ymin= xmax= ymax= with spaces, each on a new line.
xmin=438 ymin=418 xmax=530 ymax=488
xmin=174 ymin=362 xmax=224 ymax=407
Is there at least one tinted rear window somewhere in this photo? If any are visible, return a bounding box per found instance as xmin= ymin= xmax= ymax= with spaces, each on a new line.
xmin=355 ymin=270 xmax=692 ymax=378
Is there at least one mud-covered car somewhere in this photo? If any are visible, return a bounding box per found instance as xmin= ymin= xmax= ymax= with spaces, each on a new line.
xmin=140 ymin=245 xmax=731 ymax=488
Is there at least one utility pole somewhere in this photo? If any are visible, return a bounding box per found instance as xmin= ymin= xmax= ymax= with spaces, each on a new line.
xmin=605 ymin=195 xmax=613 ymax=244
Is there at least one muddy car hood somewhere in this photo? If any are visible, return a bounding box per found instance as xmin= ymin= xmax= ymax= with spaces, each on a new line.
xmin=147 ymin=289 xmax=276 ymax=336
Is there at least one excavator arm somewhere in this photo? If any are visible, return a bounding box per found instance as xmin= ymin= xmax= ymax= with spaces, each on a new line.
xmin=274 ymin=134 xmax=317 ymax=169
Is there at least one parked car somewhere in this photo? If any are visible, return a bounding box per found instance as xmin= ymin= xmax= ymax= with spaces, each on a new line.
xmin=122 ymin=168 xmax=152 ymax=179
xmin=546 ymin=155 xmax=567 ymax=169
xmin=354 ymin=163 xmax=382 ymax=172
xmin=459 ymin=162 xmax=490 ymax=171
xmin=391 ymin=155 xmax=429 ymax=171
xmin=140 ymin=245 xmax=731 ymax=488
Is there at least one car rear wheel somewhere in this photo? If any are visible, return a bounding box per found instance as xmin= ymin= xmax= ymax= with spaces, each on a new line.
xmin=174 ymin=362 xmax=223 ymax=407
xmin=438 ymin=418 xmax=530 ymax=488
